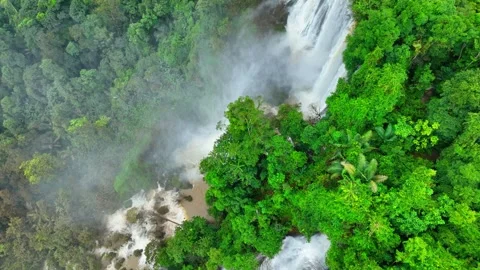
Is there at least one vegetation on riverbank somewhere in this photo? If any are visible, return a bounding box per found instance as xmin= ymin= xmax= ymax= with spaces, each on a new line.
xmin=0 ymin=0 xmax=479 ymax=269
xmin=152 ymin=0 xmax=480 ymax=269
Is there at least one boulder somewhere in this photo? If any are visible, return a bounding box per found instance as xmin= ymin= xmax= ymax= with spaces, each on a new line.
xmin=126 ymin=208 xmax=139 ymax=224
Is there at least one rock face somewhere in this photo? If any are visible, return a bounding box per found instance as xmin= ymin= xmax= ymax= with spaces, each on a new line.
xmin=252 ymin=0 xmax=289 ymax=33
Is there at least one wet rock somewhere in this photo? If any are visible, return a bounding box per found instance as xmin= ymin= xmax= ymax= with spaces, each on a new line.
xmin=105 ymin=233 xmax=131 ymax=250
xmin=252 ymin=0 xmax=289 ymax=32
xmin=154 ymin=197 xmax=169 ymax=214
xmin=153 ymin=192 xmax=165 ymax=203
xmin=105 ymin=252 xmax=117 ymax=261
xmin=101 ymin=251 xmax=117 ymax=265
xmin=136 ymin=211 xmax=146 ymax=223
xmin=122 ymin=199 xmax=133 ymax=209
xmin=180 ymin=181 xmax=193 ymax=189
xmin=166 ymin=175 xmax=193 ymax=190
xmin=133 ymin=249 xmax=143 ymax=257
xmin=153 ymin=225 xmax=166 ymax=239
xmin=157 ymin=205 xmax=169 ymax=215
xmin=114 ymin=258 xmax=125 ymax=269
xmin=153 ymin=214 xmax=167 ymax=225
xmin=183 ymin=195 xmax=193 ymax=202
xmin=126 ymin=208 xmax=139 ymax=223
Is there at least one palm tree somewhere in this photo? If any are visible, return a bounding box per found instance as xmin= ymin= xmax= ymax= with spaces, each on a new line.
xmin=375 ymin=123 xmax=397 ymax=142
xmin=327 ymin=153 xmax=388 ymax=193
xmin=332 ymin=130 xmax=375 ymax=153
xmin=27 ymin=201 xmax=52 ymax=229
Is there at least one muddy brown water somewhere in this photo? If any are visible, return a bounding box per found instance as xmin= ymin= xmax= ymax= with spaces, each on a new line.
xmin=180 ymin=180 xmax=214 ymax=222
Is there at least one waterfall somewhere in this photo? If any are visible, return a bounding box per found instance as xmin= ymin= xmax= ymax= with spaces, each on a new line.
xmin=95 ymin=186 xmax=186 ymax=270
xmin=97 ymin=0 xmax=352 ymax=269
xmin=260 ymin=235 xmax=331 ymax=270
xmin=287 ymin=0 xmax=353 ymax=115
xmin=172 ymin=0 xmax=353 ymax=175
xmin=260 ymin=1 xmax=351 ymax=268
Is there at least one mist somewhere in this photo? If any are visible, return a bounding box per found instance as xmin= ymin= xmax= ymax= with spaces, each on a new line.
xmin=90 ymin=0 xmax=352 ymax=268
xmin=167 ymin=0 xmax=352 ymax=185
xmin=0 ymin=0 xmax=352 ymax=269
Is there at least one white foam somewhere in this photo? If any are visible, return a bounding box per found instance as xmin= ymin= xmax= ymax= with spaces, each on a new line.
xmin=99 ymin=186 xmax=186 ymax=269
xmin=260 ymin=234 xmax=331 ymax=270
xmin=287 ymin=0 xmax=353 ymax=116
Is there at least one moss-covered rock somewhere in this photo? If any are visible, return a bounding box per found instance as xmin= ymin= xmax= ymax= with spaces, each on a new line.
xmin=101 ymin=251 xmax=117 ymax=266
xmin=114 ymin=257 xmax=125 ymax=269
xmin=153 ymin=225 xmax=166 ymax=239
xmin=126 ymin=207 xmax=139 ymax=223
xmin=156 ymin=205 xmax=169 ymax=215
xmin=104 ymin=252 xmax=117 ymax=261
xmin=133 ymin=249 xmax=143 ymax=257
xmin=105 ymin=233 xmax=131 ymax=250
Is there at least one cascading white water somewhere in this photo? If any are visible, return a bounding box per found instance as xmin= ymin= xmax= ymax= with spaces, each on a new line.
xmin=258 ymin=1 xmax=351 ymax=268
xmin=173 ymin=0 xmax=353 ymax=175
xmin=260 ymin=235 xmax=331 ymax=270
xmin=96 ymin=186 xmax=186 ymax=269
xmin=98 ymin=0 xmax=352 ymax=269
xmin=287 ymin=0 xmax=353 ymax=115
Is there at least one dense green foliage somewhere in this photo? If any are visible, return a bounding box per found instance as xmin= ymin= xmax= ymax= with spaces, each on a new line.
xmin=0 ymin=0 xmax=260 ymax=268
xmin=2 ymin=192 xmax=100 ymax=269
xmin=152 ymin=0 xmax=480 ymax=269
xmin=1 ymin=0 xmax=479 ymax=269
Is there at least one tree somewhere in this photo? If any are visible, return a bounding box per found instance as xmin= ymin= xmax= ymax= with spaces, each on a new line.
xmin=153 ymin=217 xmax=218 ymax=269
xmin=20 ymin=153 xmax=59 ymax=184
xmin=428 ymin=69 xmax=480 ymax=143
